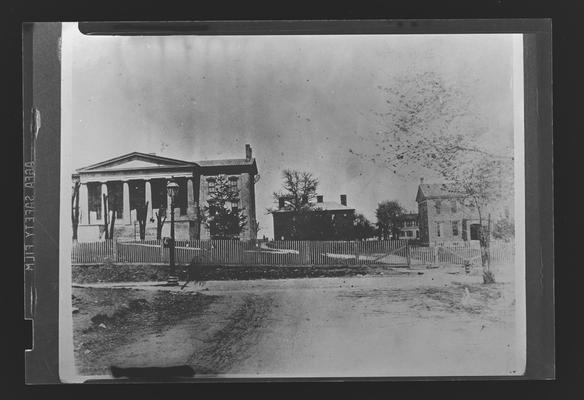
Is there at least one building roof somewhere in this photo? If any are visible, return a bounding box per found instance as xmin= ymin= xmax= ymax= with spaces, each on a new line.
xmin=75 ymin=152 xmax=195 ymax=173
xmin=273 ymin=201 xmax=355 ymax=213
xmin=398 ymin=213 xmax=419 ymax=221
xmin=75 ymin=152 xmax=258 ymax=175
xmin=416 ymin=183 xmax=465 ymax=202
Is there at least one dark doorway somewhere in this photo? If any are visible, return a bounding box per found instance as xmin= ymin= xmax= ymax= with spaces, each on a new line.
xmin=129 ymin=180 xmax=146 ymax=213
xmin=470 ymin=223 xmax=481 ymax=241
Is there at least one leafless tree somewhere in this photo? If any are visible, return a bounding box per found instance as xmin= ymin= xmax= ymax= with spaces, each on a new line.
xmin=272 ymin=169 xmax=319 ymax=211
xmin=155 ymin=207 xmax=167 ymax=240
xmin=71 ymin=180 xmax=80 ymax=242
xmin=353 ymin=71 xmax=513 ymax=283
xmin=136 ymin=201 xmax=149 ymax=241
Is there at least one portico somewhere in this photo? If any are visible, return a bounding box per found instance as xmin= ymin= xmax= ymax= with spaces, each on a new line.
xmin=73 ymin=153 xmax=200 ymax=242
xmin=72 ymin=146 xmax=259 ymax=242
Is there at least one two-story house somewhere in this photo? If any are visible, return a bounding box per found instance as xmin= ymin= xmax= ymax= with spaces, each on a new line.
xmin=416 ymin=180 xmax=482 ymax=245
xmin=272 ymin=194 xmax=355 ymax=240
xmin=396 ymin=213 xmax=420 ymax=240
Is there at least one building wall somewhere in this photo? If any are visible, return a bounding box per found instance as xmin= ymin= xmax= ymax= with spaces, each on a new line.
xmin=198 ymin=172 xmax=257 ymax=241
xmin=418 ymin=202 xmax=429 ymax=243
xmin=272 ymin=210 xmax=355 ymax=240
xmin=75 ymin=159 xmax=258 ymax=242
xmin=77 ymin=216 xmax=196 ymax=242
xmin=419 ymin=198 xmax=479 ymax=245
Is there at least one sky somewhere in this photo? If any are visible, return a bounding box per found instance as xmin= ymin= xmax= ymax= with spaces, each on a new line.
xmin=63 ymin=25 xmax=519 ymax=239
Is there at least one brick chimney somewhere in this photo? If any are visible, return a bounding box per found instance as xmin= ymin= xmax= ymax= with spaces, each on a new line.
xmin=316 ymin=195 xmax=323 ymax=203
xmin=340 ymin=194 xmax=347 ymax=206
xmin=245 ymin=144 xmax=252 ymax=161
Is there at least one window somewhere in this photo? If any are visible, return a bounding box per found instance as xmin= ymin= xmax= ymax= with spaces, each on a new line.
xmin=451 ymin=200 xmax=457 ymax=213
xmin=436 ymin=222 xmax=442 ymax=237
xmin=435 ymin=200 xmax=441 ymax=214
xmin=452 ymin=221 xmax=459 ymax=236
xmin=406 ymin=231 xmax=413 ymax=237
xmin=207 ymin=178 xmax=216 ymax=195
xmin=228 ymin=177 xmax=238 ymax=193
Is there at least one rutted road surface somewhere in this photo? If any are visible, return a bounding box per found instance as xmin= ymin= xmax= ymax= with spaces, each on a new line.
xmin=73 ymin=266 xmax=522 ymax=377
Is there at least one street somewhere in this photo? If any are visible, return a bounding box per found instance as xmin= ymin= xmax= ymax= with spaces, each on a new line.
xmin=72 ymin=265 xmax=523 ymax=378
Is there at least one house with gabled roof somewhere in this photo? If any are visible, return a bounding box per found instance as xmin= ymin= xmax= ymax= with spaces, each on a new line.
xmin=415 ymin=179 xmax=482 ymax=245
xmin=72 ymin=144 xmax=259 ymax=242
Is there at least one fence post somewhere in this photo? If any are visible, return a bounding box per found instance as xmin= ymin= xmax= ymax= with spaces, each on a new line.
xmin=433 ymin=245 xmax=438 ymax=264
xmin=354 ymin=241 xmax=359 ymax=265
xmin=406 ymin=240 xmax=411 ymax=267
xmin=113 ymin=239 xmax=118 ymax=263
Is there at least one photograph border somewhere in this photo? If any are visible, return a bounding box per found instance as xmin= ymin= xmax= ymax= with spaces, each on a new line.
xmin=23 ymin=19 xmax=554 ymax=384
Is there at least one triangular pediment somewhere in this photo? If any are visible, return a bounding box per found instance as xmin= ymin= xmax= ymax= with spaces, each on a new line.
xmin=77 ymin=152 xmax=195 ymax=172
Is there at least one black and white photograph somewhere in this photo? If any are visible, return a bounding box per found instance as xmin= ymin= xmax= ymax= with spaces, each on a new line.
xmin=57 ymin=23 xmax=527 ymax=380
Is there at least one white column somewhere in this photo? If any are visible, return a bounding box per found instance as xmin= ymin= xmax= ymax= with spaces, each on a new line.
xmin=145 ymin=179 xmax=153 ymax=220
xmin=187 ymin=177 xmax=195 ymax=218
xmin=100 ymin=182 xmax=108 ymax=222
xmin=166 ymin=178 xmax=173 ymax=218
xmin=123 ymin=181 xmax=131 ymax=225
xmin=79 ymin=183 xmax=89 ymax=225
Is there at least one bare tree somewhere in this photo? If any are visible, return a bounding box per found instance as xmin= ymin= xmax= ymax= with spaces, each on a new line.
xmin=109 ymin=210 xmax=116 ymax=239
xmin=102 ymin=193 xmax=110 ymax=240
xmin=272 ymin=169 xmax=319 ymax=211
xmin=353 ymin=71 xmax=513 ymax=283
xmin=71 ymin=180 xmax=80 ymax=242
xmin=136 ymin=202 xmax=149 ymax=241
xmin=155 ymin=207 xmax=167 ymax=240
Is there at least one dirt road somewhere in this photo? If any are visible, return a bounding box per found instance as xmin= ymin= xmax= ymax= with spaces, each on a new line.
xmin=73 ymin=265 xmax=523 ymax=378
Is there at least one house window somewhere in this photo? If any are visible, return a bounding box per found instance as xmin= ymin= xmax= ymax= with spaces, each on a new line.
xmin=435 ymin=200 xmax=441 ymax=215
xmin=436 ymin=222 xmax=442 ymax=237
xmin=452 ymin=221 xmax=459 ymax=236
xmin=407 ymin=231 xmax=413 ymax=237
xmin=207 ymin=178 xmax=216 ymax=195
xmin=228 ymin=177 xmax=238 ymax=193
xmin=451 ymin=200 xmax=457 ymax=213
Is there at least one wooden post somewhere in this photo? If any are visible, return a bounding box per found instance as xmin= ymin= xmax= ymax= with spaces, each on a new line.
xmin=113 ymin=238 xmax=118 ymax=263
xmin=406 ymin=240 xmax=411 ymax=267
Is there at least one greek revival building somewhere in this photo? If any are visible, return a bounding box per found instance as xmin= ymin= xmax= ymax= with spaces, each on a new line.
xmin=72 ymin=144 xmax=258 ymax=242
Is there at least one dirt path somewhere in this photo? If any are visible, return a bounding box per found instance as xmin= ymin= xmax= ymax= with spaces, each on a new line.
xmin=74 ymin=265 xmax=523 ymax=377
xmin=220 ymin=268 xmax=520 ymax=377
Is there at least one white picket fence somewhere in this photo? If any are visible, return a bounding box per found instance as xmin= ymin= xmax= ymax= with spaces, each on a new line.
xmin=71 ymin=239 xmax=514 ymax=267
